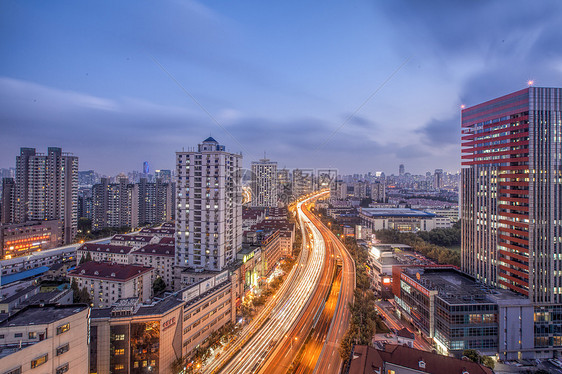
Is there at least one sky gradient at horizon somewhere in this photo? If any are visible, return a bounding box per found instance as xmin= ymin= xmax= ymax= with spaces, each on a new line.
xmin=1 ymin=0 xmax=561 ymax=175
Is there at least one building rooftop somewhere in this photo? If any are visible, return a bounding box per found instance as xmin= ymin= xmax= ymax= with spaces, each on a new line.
xmin=158 ymin=237 xmax=175 ymax=245
xmin=139 ymin=227 xmax=175 ymax=235
xmin=132 ymin=244 xmax=175 ymax=257
xmin=69 ymin=262 xmax=152 ymax=281
xmin=347 ymin=344 xmax=493 ymax=374
xmin=78 ymin=243 xmax=134 ymax=254
xmin=361 ymin=208 xmax=436 ymax=218
xmin=403 ymin=267 xmax=504 ymax=305
xmin=111 ymin=234 xmax=154 ymax=243
xmin=0 ymin=303 xmax=87 ymax=328
xmin=90 ymin=295 xmax=184 ymax=320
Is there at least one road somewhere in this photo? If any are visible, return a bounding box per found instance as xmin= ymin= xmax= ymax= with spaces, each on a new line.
xmin=202 ymin=191 xmax=330 ymax=374
xmin=374 ymin=301 xmax=433 ymax=351
xmin=311 ymin=211 xmax=356 ymax=374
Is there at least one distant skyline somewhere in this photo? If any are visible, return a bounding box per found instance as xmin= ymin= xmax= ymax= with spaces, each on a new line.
xmin=2 ymin=1 xmax=561 ymax=175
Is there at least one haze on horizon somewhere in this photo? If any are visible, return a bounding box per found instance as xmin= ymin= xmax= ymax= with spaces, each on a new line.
xmin=1 ymin=0 xmax=561 ymax=175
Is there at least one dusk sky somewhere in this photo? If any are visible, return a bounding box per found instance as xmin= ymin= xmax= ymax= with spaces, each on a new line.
xmin=1 ymin=1 xmax=561 ymax=176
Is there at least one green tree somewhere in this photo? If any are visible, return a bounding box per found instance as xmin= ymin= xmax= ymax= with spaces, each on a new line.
xmin=153 ymin=277 xmax=166 ymax=295
xmin=79 ymin=251 xmax=93 ymax=265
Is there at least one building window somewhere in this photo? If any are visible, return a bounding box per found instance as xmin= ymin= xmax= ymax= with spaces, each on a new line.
xmin=56 ymin=323 xmax=70 ymax=335
xmin=115 ymin=348 xmax=125 ymax=355
xmin=28 ymin=332 xmax=37 ymax=339
xmin=14 ymin=333 xmax=22 ymax=338
xmin=31 ymin=354 xmax=48 ymax=368
xmin=3 ymin=367 xmax=21 ymax=374
xmin=114 ymin=334 xmax=125 ymax=341
xmin=55 ymin=363 xmax=69 ymax=374
xmin=56 ymin=343 xmax=70 ymax=356
xmin=115 ymin=364 xmax=125 ymax=370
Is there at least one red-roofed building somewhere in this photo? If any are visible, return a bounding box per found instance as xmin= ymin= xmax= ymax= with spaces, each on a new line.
xmin=110 ymin=234 xmax=157 ymax=247
xmin=345 ymin=344 xmax=493 ymax=374
xmin=131 ymin=245 xmax=175 ymax=290
xmin=251 ymin=221 xmax=295 ymax=255
xmin=158 ymin=236 xmax=175 ymax=246
xmin=68 ymin=262 xmax=153 ymax=308
xmin=77 ymin=243 xmax=134 ymax=264
xmin=138 ymin=227 xmax=175 ymax=237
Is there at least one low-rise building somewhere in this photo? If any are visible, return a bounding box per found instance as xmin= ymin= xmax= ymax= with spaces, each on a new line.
xmin=110 ymin=234 xmax=157 ymax=248
xmin=68 ymin=262 xmax=153 ymax=308
xmin=0 ymin=284 xmax=72 ymax=315
xmin=131 ymin=244 xmax=175 ymax=291
xmin=392 ymin=266 xmax=533 ymax=360
xmin=0 ymin=220 xmax=63 ymax=260
xmin=89 ymin=297 xmax=184 ymax=374
xmin=178 ymin=270 xmax=237 ymax=359
xmin=345 ymin=344 xmax=493 ymax=374
xmin=76 ymin=243 xmax=134 ymax=264
xmin=0 ymin=303 xmax=90 ymax=374
xmin=138 ymin=227 xmax=174 ymax=238
xmin=360 ymin=208 xmax=452 ymax=232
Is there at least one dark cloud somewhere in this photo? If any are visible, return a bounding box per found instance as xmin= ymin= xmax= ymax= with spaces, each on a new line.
xmin=416 ymin=117 xmax=459 ymax=146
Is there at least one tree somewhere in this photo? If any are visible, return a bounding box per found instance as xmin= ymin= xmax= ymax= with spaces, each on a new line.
xmin=462 ymin=349 xmax=495 ymax=370
xmin=79 ymin=251 xmax=93 ymax=265
xmin=71 ymin=279 xmax=92 ymax=304
xmin=153 ymin=277 xmax=166 ymax=295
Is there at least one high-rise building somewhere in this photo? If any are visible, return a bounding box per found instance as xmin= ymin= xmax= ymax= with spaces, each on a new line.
xmin=399 ymin=164 xmax=405 ymax=176
xmin=143 ymin=161 xmax=150 ymax=175
xmin=251 ymin=158 xmax=278 ymax=207
xmin=13 ymin=147 xmax=78 ymax=244
xmin=277 ymin=168 xmax=292 ymax=204
xmin=175 ymin=137 xmax=242 ymax=278
xmin=292 ymin=169 xmax=314 ymax=198
xmin=1 ymin=177 xmax=15 ymax=224
xmin=433 ymin=168 xmax=443 ymax=190
xmin=91 ymin=177 xmax=172 ymax=230
xmin=461 ymin=87 xmax=562 ymax=357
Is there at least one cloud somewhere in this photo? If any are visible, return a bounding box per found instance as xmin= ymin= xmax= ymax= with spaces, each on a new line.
xmin=415 ymin=117 xmax=459 ymax=146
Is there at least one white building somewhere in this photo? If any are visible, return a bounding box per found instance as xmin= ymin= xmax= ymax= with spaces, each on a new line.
xmin=131 ymin=244 xmax=175 ymax=291
xmin=360 ymin=208 xmax=452 ymax=233
xmin=76 ymin=243 xmax=134 ymax=265
xmin=251 ymin=158 xmax=278 ymax=207
xmin=68 ymin=262 xmax=153 ymax=308
xmin=175 ymin=137 xmax=242 ymax=280
xmin=0 ymin=303 xmax=90 ymax=374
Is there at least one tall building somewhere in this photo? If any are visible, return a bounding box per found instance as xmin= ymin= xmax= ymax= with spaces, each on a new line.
xmin=13 ymin=147 xmax=78 ymax=244
xmin=433 ymin=168 xmax=443 ymax=189
xmin=277 ymin=168 xmax=292 ymax=204
xmin=461 ymin=87 xmax=562 ymax=357
xmin=1 ymin=177 xmax=15 ymax=224
xmin=399 ymin=164 xmax=405 ymax=176
xmin=251 ymin=158 xmax=278 ymax=207
xmin=91 ymin=177 xmax=173 ymax=230
xmin=292 ymin=168 xmax=314 ymax=198
xmin=175 ymin=137 xmax=242 ymax=277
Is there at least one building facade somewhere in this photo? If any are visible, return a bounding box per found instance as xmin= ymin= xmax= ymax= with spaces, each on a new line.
xmin=13 ymin=147 xmax=78 ymax=244
xmin=251 ymin=158 xmax=278 ymax=207
xmin=461 ymin=87 xmax=562 ymax=357
xmin=0 ymin=220 xmax=63 ymax=260
xmin=0 ymin=304 xmax=90 ymax=374
xmin=175 ymin=137 xmax=242 ymax=279
xmin=69 ymin=262 xmax=153 ymax=308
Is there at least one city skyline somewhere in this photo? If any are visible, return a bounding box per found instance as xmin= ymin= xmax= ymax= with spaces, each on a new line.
xmin=2 ymin=1 xmax=562 ymax=175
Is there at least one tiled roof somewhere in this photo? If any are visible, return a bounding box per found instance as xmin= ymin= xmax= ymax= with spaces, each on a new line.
xmin=132 ymin=244 xmax=175 ymax=257
xmin=158 ymin=237 xmax=175 ymax=245
xmin=78 ymin=243 xmax=134 ymax=254
xmin=348 ymin=345 xmax=493 ymax=374
xmin=69 ymin=262 xmax=152 ymax=281
xmin=111 ymin=234 xmax=154 ymax=243
xmin=139 ymin=227 xmax=175 ymax=235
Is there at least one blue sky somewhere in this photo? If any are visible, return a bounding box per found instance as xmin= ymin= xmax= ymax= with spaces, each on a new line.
xmin=1 ymin=0 xmax=561 ymax=175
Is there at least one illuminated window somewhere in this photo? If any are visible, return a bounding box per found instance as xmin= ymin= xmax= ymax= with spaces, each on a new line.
xmin=56 ymin=323 xmax=70 ymax=335
xmin=31 ymin=354 xmax=48 ymax=368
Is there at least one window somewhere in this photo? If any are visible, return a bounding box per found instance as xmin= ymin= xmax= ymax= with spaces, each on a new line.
xmin=3 ymin=367 xmax=21 ymax=374
xmin=0 ymin=334 xmax=4 ymax=339
xmin=56 ymin=343 xmax=70 ymax=356
xmin=14 ymin=333 xmax=22 ymax=338
xmin=31 ymin=354 xmax=48 ymax=368
xmin=115 ymin=348 xmax=125 ymax=355
xmin=56 ymin=323 xmax=70 ymax=335
xmin=114 ymin=334 xmax=125 ymax=341
xmin=55 ymin=363 xmax=69 ymax=374
xmin=115 ymin=364 xmax=125 ymax=370
xmin=28 ymin=332 xmax=37 ymax=339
